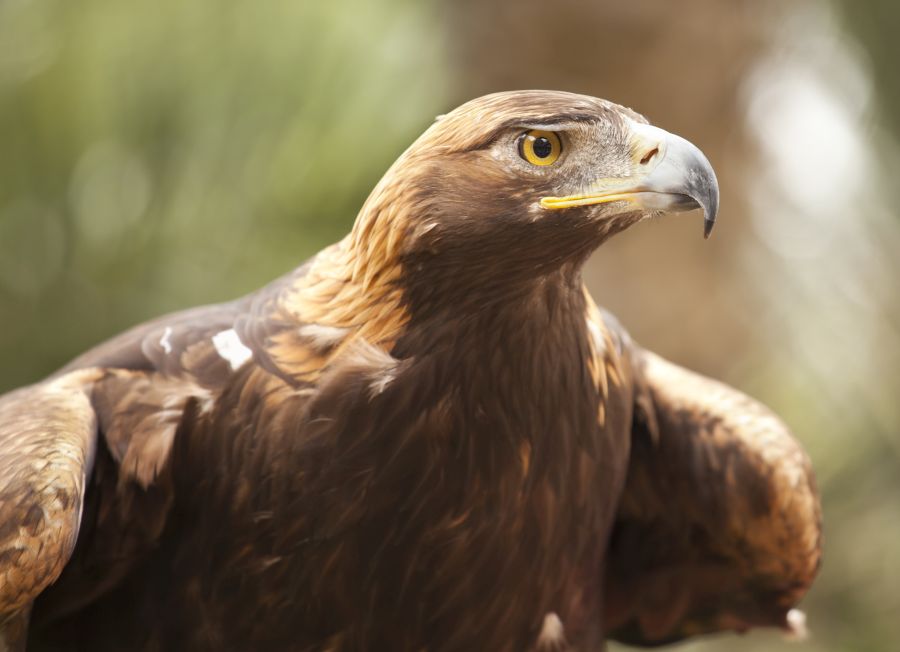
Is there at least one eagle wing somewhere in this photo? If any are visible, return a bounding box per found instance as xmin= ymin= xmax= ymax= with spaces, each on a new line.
xmin=0 ymin=264 xmax=320 ymax=638
xmin=604 ymin=343 xmax=822 ymax=645
xmin=0 ymin=369 xmax=103 ymax=648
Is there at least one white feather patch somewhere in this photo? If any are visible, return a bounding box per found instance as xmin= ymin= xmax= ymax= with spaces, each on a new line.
xmin=537 ymin=612 xmax=566 ymax=649
xmin=784 ymin=608 xmax=808 ymax=641
xmin=159 ymin=326 xmax=173 ymax=354
xmin=212 ymin=328 xmax=253 ymax=370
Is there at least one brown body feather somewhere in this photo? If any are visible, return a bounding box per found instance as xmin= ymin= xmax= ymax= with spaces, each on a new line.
xmin=26 ymin=260 xmax=635 ymax=651
xmin=0 ymin=91 xmax=821 ymax=651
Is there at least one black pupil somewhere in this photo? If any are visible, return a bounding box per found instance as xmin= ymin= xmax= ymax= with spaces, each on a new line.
xmin=532 ymin=136 xmax=553 ymax=158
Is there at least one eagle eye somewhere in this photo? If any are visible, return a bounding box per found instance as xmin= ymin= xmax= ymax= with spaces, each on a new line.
xmin=518 ymin=130 xmax=562 ymax=166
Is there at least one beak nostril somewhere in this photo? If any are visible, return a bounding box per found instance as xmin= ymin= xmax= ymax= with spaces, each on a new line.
xmin=639 ymin=147 xmax=659 ymax=166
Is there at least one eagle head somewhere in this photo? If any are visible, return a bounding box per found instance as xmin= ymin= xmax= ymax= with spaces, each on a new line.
xmin=351 ymin=90 xmax=718 ymax=295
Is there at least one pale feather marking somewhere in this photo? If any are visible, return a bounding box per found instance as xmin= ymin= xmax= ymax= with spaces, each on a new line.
xmin=212 ymin=328 xmax=253 ymax=370
xmin=298 ymin=323 xmax=349 ymax=348
xmin=785 ymin=608 xmax=808 ymax=641
xmin=586 ymin=317 xmax=607 ymax=356
xmin=537 ymin=612 xmax=566 ymax=649
xmin=159 ymin=326 xmax=173 ymax=354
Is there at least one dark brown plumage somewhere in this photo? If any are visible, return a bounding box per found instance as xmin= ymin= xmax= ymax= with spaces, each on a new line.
xmin=0 ymin=91 xmax=820 ymax=651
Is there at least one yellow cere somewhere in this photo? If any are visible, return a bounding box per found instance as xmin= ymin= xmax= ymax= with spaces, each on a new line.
xmin=519 ymin=130 xmax=561 ymax=166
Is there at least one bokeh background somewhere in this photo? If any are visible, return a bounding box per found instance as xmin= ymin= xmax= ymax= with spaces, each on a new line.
xmin=1 ymin=0 xmax=898 ymax=649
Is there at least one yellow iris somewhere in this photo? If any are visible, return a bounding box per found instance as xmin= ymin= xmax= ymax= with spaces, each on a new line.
xmin=519 ymin=130 xmax=561 ymax=166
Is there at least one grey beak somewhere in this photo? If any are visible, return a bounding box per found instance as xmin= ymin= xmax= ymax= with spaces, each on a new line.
xmin=539 ymin=121 xmax=720 ymax=239
xmin=634 ymin=127 xmax=720 ymax=239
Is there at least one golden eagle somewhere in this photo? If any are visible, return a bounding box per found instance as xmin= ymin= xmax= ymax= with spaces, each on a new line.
xmin=0 ymin=91 xmax=821 ymax=651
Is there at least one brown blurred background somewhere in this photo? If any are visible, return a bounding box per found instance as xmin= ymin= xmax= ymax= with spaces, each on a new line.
xmin=1 ymin=0 xmax=898 ymax=649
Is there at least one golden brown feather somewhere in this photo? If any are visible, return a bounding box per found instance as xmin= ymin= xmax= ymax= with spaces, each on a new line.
xmin=0 ymin=370 xmax=103 ymax=649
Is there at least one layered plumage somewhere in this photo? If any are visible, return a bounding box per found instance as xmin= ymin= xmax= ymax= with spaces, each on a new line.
xmin=0 ymin=91 xmax=821 ymax=651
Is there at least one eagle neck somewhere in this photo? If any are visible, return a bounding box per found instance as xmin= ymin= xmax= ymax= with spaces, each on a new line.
xmin=384 ymin=266 xmax=610 ymax=642
xmin=393 ymin=267 xmax=599 ymax=433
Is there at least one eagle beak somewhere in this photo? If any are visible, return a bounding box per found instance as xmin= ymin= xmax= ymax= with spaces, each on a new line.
xmin=540 ymin=121 xmax=719 ymax=238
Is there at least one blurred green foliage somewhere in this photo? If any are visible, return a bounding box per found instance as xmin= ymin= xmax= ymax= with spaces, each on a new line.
xmin=0 ymin=0 xmax=448 ymax=387
xmin=836 ymin=0 xmax=900 ymax=141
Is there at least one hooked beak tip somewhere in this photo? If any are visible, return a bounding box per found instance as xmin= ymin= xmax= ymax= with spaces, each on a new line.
xmin=701 ymin=183 xmax=719 ymax=239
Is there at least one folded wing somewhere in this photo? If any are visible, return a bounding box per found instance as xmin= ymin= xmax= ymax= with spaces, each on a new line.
xmin=0 ymin=370 xmax=102 ymax=649
xmin=605 ymin=348 xmax=822 ymax=645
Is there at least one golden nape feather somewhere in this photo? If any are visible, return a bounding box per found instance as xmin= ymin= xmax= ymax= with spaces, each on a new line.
xmin=0 ymin=91 xmax=819 ymax=651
